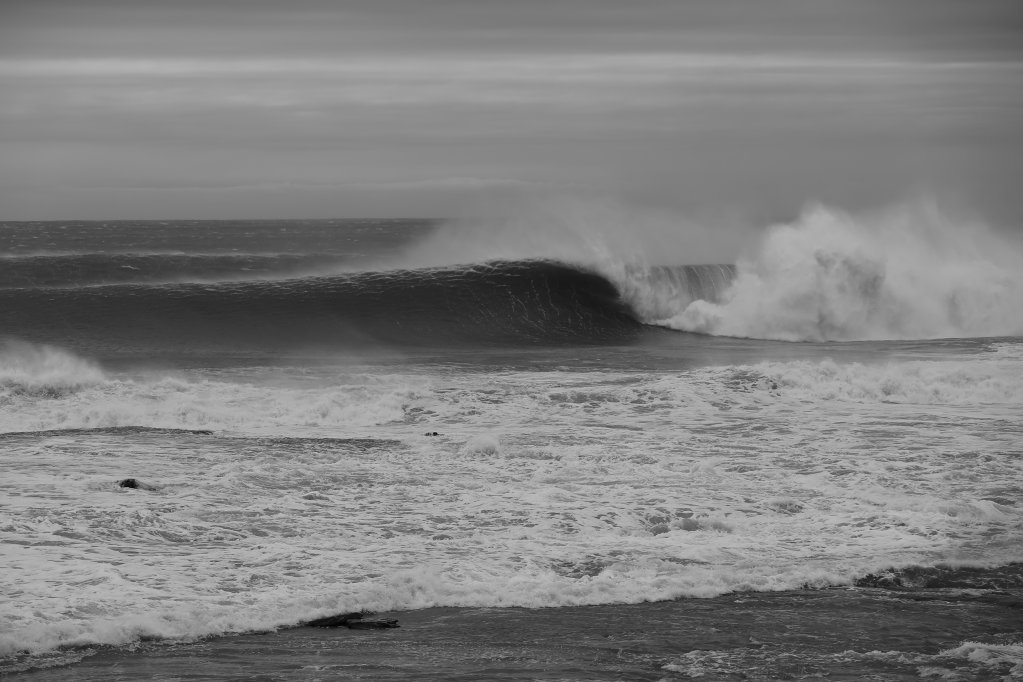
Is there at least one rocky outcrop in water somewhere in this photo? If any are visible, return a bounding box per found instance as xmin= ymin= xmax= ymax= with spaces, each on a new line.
xmin=305 ymin=612 xmax=399 ymax=629
xmin=118 ymin=478 xmax=158 ymax=491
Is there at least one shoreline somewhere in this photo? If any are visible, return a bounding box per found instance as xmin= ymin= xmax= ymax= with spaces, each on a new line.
xmin=9 ymin=581 xmax=1022 ymax=680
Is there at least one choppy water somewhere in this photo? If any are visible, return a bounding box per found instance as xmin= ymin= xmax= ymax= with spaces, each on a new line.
xmin=1 ymin=208 xmax=1021 ymax=678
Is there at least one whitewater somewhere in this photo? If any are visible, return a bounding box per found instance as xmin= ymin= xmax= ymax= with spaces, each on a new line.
xmin=1 ymin=202 xmax=1021 ymax=679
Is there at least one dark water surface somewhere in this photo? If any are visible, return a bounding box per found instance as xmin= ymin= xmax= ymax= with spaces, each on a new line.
xmin=14 ymin=583 xmax=1023 ymax=681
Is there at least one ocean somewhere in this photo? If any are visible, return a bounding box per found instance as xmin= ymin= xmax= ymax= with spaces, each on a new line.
xmin=1 ymin=208 xmax=1021 ymax=680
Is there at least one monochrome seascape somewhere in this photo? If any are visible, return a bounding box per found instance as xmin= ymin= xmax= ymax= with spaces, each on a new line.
xmin=1 ymin=214 xmax=1021 ymax=679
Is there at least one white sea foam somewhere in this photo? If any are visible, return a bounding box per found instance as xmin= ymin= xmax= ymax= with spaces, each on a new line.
xmin=2 ymin=344 xmax=1020 ymax=434
xmin=750 ymin=349 xmax=1023 ymax=406
xmin=663 ymin=639 xmax=1023 ymax=679
xmin=658 ymin=200 xmax=1023 ymax=341
xmin=0 ymin=340 xmax=106 ymax=398
xmin=462 ymin=433 xmax=501 ymax=455
xmin=2 ymin=343 xmax=1021 ymax=663
xmin=0 ymin=368 xmax=421 ymax=435
xmin=850 ymin=640 xmax=1023 ymax=679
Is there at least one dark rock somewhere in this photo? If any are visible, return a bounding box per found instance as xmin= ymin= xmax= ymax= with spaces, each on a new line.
xmin=855 ymin=572 xmax=904 ymax=589
xmin=347 ymin=619 xmax=400 ymax=629
xmin=118 ymin=478 xmax=158 ymax=491
xmin=306 ymin=612 xmax=399 ymax=629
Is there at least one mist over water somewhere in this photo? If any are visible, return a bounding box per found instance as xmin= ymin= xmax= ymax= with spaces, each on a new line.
xmin=0 ymin=339 xmax=106 ymax=398
xmin=394 ymin=194 xmax=753 ymax=269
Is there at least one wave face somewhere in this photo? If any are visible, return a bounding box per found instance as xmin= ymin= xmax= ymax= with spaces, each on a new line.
xmin=1 ymin=260 xmax=652 ymax=352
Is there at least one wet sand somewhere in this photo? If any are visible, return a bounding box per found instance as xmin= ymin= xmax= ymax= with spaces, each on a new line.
xmin=12 ymin=585 xmax=1022 ymax=680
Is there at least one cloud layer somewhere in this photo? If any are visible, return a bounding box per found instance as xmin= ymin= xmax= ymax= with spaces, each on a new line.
xmin=2 ymin=0 xmax=1022 ymax=219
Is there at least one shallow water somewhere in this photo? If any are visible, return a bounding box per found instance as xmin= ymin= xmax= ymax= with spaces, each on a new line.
xmin=11 ymin=583 xmax=1023 ymax=680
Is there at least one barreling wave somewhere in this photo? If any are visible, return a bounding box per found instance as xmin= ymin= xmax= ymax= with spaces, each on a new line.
xmin=611 ymin=263 xmax=735 ymax=322
xmin=383 ymin=197 xmax=1023 ymax=342
xmin=1 ymin=260 xmax=682 ymax=353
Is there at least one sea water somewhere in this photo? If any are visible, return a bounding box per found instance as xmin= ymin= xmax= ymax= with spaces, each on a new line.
xmin=1 ymin=204 xmax=1021 ymax=679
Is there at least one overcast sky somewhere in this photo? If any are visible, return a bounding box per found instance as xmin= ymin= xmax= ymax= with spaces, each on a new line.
xmin=2 ymin=0 xmax=1022 ymax=222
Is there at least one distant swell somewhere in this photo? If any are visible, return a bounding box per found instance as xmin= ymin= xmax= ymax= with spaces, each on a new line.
xmin=1 ymin=260 xmax=664 ymax=353
xmin=0 ymin=253 xmax=355 ymax=288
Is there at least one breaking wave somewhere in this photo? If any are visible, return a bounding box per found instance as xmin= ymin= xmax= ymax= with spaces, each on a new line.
xmin=0 ymin=340 xmax=106 ymax=398
xmin=655 ymin=201 xmax=1023 ymax=341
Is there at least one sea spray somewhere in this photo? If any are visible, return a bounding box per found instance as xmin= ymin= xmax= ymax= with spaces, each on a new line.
xmin=0 ymin=339 xmax=106 ymax=398
xmin=392 ymin=194 xmax=753 ymax=272
xmin=386 ymin=194 xmax=748 ymax=324
xmin=395 ymin=194 xmax=1023 ymax=342
xmin=659 ymin=200 xmax=1023 ymax=341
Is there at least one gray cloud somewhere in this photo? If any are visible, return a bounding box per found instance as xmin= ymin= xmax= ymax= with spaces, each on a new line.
xmin=5 ymin=0 xmax=1022 ymax=58
xmin=1 ymin=0 xmax=1022 ymax=220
